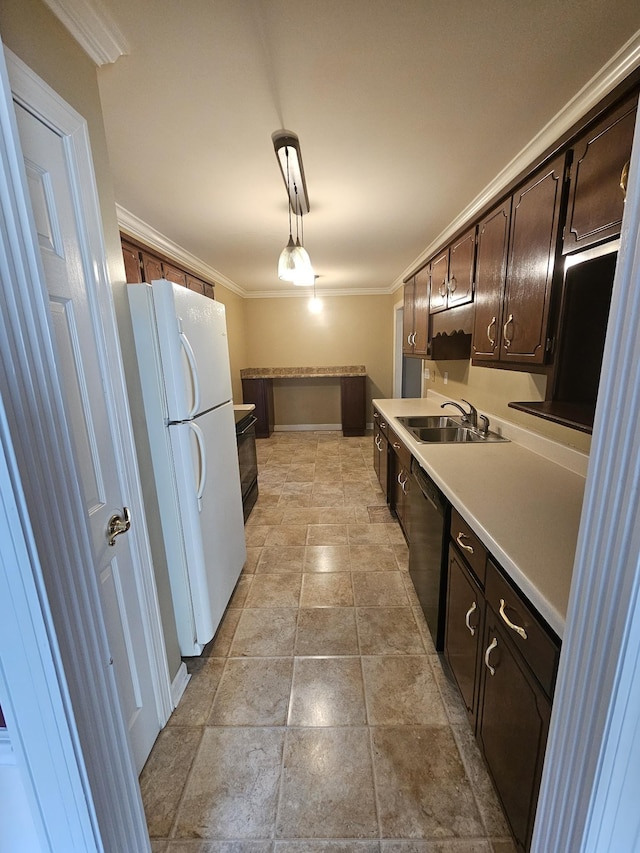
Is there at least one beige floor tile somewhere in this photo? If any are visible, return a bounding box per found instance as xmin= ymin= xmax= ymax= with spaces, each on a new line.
xmin=490 ymin=840 xmax=518 ymax=853
xmin=230 ymin=608 xmax=298 ymax=657
xmin=243 ymin=546 xmax=263 ymax=574
xmin=295 ymin=607 xmax=359 ymax=656
xmin=402 ymin=573 xmax=422 ymax=608
xmin=246 ymin=508 xmax=286 ymax=527
xmin=140 ymin=726 xmax=203 ymax=837
xmin=281 ymin=507 xmax=323 ymax=524
xmin=347 ymin=523 xmax=391 ymax=545
xmin=208 ymin=658 xmax=293 ymax=726
xmin=356 ymin=607 xmax=426 ymax=655
xmin=303 ymin=545 xmax=351 ymax=573
xmin=264 ymin=525 xmax=309 ymax=546
xmin=367 ymin=505 xmax=397 ymax=524
xmin=288 ymin=657 xmax=366 ymax=726
xmin=244 ymin=573 xmax=302 ymax=608
xmin=175 ymin=728 xmax=284 ymax=839
xmin=150 ymin=841 xmax=168 ymax=853
xmin=350 ymin=544 xmax=399 ymax=572
xmin=451 ymin=724 xmax=512 ymax=837
xmin=429 ymin=656 xmax=469 ymax=725
xmin=394 ymin=544 xmax=410 ymax=571
xmin=380 ymin=841 xmax=491 ymax=852
xmin=167 ymin=841 xmax=274 ymax=852
xmin=352 ymin=572 xmax=409 ymax=606
xmin=413 ymin=608 xmax=437 ymax=655
xmin=278 ymin=493 xmax=312 ymax=508
xmin=228 ymin=575 xmax=253 ymax=608
xmin=281 ymin=482 xmax=314 ymax=496
xmin=386 ymin=525 xmax=408 ymax=546
xmin=286 ymin=463 xmax=316 ymax=482
xmin=300 ymin=572 xmax=354 ymax=607
xmin=276 ymin=843 xmax=378 ymax=853
xmin=276 ymin=728 xmax=377 ymax=838
xmin=362 ymin=656 xmax=448 ymax=725
xmin=306 ymin=524 xmax=349 ymax=545
xmin=256 ymin=546 xmax=306 ymax=573
xmin=371 ymin=726 xmax=484 ymax=839
xmin=167 ymin=658 xmax=225 ymax=726
xmin=203 ymin=608 xmax=241 ymax=658
xmin=245 ymin=525 xmax=270 ymax=547
xmin=315 ymin=506 xmax=356 ymax=524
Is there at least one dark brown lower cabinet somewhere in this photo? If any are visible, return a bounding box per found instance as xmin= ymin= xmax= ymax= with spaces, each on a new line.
xmin=241 ymin=378 xmax=275 ymax=438
xmin=340 ymin=375 xmax=366 ymax=436
xmin=444 ymin=547 xmax=484 ymax=727
xmin=477 ymin=612 xmax=552 ymax=852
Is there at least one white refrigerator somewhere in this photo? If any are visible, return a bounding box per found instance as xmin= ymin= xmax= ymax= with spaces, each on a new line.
xmin=127 ymin=279 xmax=246 ymax=656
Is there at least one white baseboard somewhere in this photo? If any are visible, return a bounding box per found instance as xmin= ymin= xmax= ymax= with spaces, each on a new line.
xmin=170 ymin=662 xmax=190 ymax=709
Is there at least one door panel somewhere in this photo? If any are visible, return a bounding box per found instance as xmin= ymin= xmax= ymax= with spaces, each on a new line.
xmin=472 ymin=202 xmax=510 ymax=361
xmin=16 ymin=102 xmax=160 ymax=772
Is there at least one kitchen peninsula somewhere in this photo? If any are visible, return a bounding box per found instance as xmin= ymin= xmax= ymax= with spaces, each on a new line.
xmin=241 ymin=365 xmax=367 ymax=437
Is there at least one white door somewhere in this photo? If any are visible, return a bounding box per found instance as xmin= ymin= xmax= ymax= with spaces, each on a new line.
xmin=14 ymin=102 xmax=161 ymax=772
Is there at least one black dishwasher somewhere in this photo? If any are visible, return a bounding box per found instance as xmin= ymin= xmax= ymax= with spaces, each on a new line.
xmin=408 ymin=457 xmax=451 ymax=650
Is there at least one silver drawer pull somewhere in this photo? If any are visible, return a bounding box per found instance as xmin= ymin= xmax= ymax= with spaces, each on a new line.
xmin=485 ymin=637 xmax=498 ymax=675
xmin=380 ymin=422 xmax=387 ymax=429
xmin=393 ymin=442 xmax=400 ymax=450
xmin=456 ymin=532 xmax=474 ymax=553
xmin=499 ymin=598 xmax=528 ymax=640
xmin=465 ymin=601 xmax=477 ymax=636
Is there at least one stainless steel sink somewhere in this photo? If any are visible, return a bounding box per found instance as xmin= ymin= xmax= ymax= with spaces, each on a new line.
xmin=397 ymin=416 xmax=509 ymax=444
xmin=397 ymin=415 xmax=464 ymax=429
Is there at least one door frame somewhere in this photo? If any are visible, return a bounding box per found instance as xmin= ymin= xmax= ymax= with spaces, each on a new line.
xmin=392 ymin=297 xmax=404 ymax=398
xmin=0 ymin=44 xmax=167 ymax=850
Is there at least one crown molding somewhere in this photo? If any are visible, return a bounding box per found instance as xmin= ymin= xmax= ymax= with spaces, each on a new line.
xmin=394 ymin=28 xmax=640 ymax=288
xmin=116 ymin=205 xmax=247 ymax=296
xmin=42 ymin=0 xmax=129 ymax=66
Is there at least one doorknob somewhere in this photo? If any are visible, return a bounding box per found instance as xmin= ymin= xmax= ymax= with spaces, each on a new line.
xmin=107 ymin=506 xmax=131 ymax=546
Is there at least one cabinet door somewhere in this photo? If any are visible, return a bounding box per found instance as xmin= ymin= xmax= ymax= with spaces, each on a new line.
xmin=163 ymin=263 xmax=188 ymax=288
xmin=429 ymin=249 xmax=449 ymax=313
xmin=121 ymin=240 xmax=143 ymax=283
xmin=141 ymin=251 xmax=163 ymax=283
xmin=412 ymin=265 xmax=430 ymax=355
xmin=478 ymin=616 xmax=551 ymax=852
xmin=403 ymin=279 xmax=416 ymax=354
xmin=564 ymin=96 xmax=637 ymax=254
xmin=186 ymin=274 xmax=205 ymax=295
xmin=502 ymin=156 xmax=565 ymax=364
xmin=448 ymin=226 xmax=476 ymax=309
xmin=445 ymin=548 xmax=483 ymax=726
xmin=472 ymin=202 xmax=510 ymax=362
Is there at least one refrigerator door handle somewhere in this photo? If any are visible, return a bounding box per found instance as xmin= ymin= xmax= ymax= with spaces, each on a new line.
xmin=186 ymin=421 xmax=207 ymax=512
xmin=179 ymin=328 xmax=201 ymax=418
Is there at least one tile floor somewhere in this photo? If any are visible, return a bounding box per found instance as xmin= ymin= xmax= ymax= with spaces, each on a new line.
xmin=142 ymin=431 xmax=516 ymax=853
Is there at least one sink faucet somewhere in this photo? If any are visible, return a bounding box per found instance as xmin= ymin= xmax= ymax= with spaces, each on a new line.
xmin=441 ymin=398 xmax=478 ymax=428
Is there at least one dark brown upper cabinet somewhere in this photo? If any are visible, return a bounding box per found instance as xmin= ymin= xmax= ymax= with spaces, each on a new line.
xmin=403 ymin=263 xmax=430 ymax=356
xmin=121 ymin=239 xmax=143 ymax=283
xmin=563 ymin=94 xmax=637 ymax=255
xmin=121 ymin=235 xmax=215 ymax=300
xmin=429 ymin=225 xmax=476 ymax=314
xmin=473 ymin=155 xmax=566 ymax=366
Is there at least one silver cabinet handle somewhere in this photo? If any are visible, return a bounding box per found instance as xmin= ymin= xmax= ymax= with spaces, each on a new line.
xmin=393 ymin=442 xmax=400 ymax=450
xmin=107 ymin=507 xmax=131 ymax=546
xmin=503 ymin=313 xmax=514 ymax=348
xmin=487 ymin=316 xmax=496 ymax=347
xmin=621 ymin=159 xmax=630 ymax=199
xmin=374 ymin=435 xmax=381 ymax=451
xmin=448 ymin=275 xmax=457 ymax=294
xmin=410 ymin=332 xmax=416 ymax=346
xmin=397 ymin=471 xmax=408 ymax=494
xmin=439 ymin=280 xmax=447 ymax=298
xmin=373 ymin=411 xmax=379 ymax=420
xmin=499 ymin=598 xmax=528 ymax=640
xmin=484 ymin=637 xmax=498 ymax=675
xmin=456 ymin=532 xmax=474 ymax=553
xmin=465 ymin=601 xmax=477 ymax=636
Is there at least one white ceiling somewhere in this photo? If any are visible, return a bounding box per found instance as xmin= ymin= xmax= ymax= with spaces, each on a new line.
xmin=91 ymin=1 xmax=640 ymax=296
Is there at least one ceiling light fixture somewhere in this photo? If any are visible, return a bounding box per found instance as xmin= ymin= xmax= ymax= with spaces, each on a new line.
xmin=273 ymin=130 xmax=314 ymax=285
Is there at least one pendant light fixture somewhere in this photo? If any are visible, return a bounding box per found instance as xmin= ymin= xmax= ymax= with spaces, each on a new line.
xmin=274 ymin=130 xmax=314 ymax=286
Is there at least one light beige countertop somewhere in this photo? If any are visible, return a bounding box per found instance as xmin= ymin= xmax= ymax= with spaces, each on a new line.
xmin=373 ymin=394 xmax=587 ymax=639
xmin=241 ymin=366 xmax=366 ymax=379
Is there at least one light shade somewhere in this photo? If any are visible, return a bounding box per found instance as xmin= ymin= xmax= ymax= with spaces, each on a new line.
xmin=272 ymin=131 xmax=310 ymax=215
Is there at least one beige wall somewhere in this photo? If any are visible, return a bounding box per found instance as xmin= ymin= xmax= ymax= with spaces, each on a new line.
xmin=243 ymin=293 xmax=396 ymax=426
xmin=212 ymin=282 xmax=248 ymax=403
xmin=423 ymin=355 xmax=592 ymax=453
xmin=0 ymin=0 xmax=183 ymax=679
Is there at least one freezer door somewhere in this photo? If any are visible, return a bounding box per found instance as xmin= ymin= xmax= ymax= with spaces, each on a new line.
xmin=151 ymin=279 xmax=233 ymax=419
xmin=168 ymin=400 xmax=246 ymax=653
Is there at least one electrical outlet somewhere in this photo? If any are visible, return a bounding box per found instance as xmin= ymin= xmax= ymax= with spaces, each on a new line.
xmin=444 ymin=372 xmax=448 ymax=385
xmin=424 ymin=368 xmax=430 ymax=379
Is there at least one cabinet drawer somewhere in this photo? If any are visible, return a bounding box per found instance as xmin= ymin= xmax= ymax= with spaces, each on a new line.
xmin=485 ymin=559 xmax=560 ymax=697
xmin=450 ymin=508 xmax=487 ymax=586
xmin=373 ymin=408 xmax=389 ymax=437
xmin=387 ymin=426 xmax=411 ymax=471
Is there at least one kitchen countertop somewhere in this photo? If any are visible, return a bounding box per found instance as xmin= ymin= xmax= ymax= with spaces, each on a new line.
xmin=374 ymin=395 xmax=587 ymax=639
xmin=241 ymin=366 xmax=366 ymax=379
xmin=233 ymin=402 xmax=255 ymax=425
